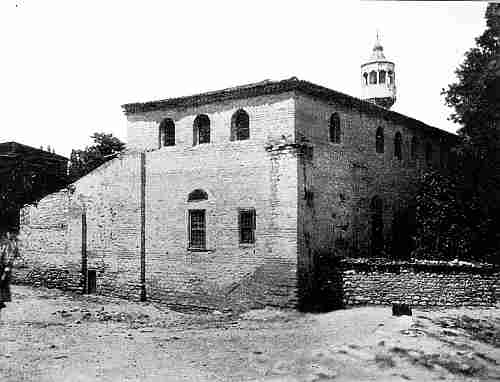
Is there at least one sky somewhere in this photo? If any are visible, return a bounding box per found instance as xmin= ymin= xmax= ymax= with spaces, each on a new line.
xmin=1 ymin=1 xmax=489 ymax=158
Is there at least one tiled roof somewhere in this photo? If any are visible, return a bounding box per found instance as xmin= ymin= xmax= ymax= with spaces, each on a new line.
xmin=121 ymin=77 xmax=456 ymax=138
xmin=0 ymin=141 xmax=68 ymax=162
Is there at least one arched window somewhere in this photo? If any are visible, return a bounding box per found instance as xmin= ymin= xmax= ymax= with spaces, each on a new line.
xmin=363 ymin=72 xmax=368 ymax=85
xmin=370 ymin=196 xmax=384 ymax=256
xmin=193 ymin=114 xmax=210 ymax=145
xmin=329 ymin=113 xmax=341 ymax=143
xmin=187 ymin=189 xmax=208 ymax=202
xmin=231 ymin=109 xmax=250 ymax=141
xmin=159 ymin=118 xmax=175 ymax=147
xmin=376 ymin=126 xmax=384 ymax=153
xmin=369 ymin=70 xmax=377 ymax=84
xmin=379 ymin=70 xmax=386 ymax=84
xmin=410 ymin=136 xmax=418 ymax=160
xmin=187 ymin=189 xmax=208 ymax=250
xmin=371 ymin=196 xmax=383 ymax=213
xmin=388 ymin=71 xmax=394 ymax=85
xmin=394 ymin=132 xmax=402 ymax=160
xmin=425 ymin=142 xmax=433 ymax=163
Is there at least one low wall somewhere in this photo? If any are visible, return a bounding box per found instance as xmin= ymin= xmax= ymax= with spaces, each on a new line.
xmin=338 ymin=258 xmax=500 ymax=307
xmin=12 ymin=264 xmax=82 ymax=293
xmin=12 ymin=253 xmax=500 ymax=311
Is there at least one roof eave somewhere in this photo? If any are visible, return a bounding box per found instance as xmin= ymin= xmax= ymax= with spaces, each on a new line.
xmin=121 ymin=78 xmax=456 ymax=138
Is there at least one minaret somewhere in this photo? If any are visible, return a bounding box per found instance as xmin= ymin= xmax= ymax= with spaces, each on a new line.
xmin=361 ymin=32 xmax=396 ymax=109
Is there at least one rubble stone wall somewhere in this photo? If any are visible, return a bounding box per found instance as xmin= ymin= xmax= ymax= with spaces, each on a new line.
xmin=14 ymin=191 xmax=82 ymax=291
xmin=17 ymin=153 xmax=143 ymax=299
xmin=339 ymin=260 xmax=500 ymax=307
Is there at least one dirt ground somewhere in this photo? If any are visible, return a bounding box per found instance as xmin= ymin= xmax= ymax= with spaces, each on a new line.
xmin=1 ymin=285 xmax=500 ymax=381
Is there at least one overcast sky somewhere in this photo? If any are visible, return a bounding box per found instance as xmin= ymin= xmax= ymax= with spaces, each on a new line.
xmin=1 ymin=1 xmax=488 ymax=158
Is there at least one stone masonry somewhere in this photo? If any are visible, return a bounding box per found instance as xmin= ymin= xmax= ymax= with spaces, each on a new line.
xmin=16 ymin=78 xmax=477 ymax=312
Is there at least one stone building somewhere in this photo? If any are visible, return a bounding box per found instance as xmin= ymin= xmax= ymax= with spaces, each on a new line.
xmin=17 ymin=40 xmax=460 ymax=311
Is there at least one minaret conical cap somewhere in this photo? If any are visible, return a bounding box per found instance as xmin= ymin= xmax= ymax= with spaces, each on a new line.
xmin=370 ymin=31 xmax=386 ymax=60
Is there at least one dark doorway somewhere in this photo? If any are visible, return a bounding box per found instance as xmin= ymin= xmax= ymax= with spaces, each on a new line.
xmin=392 ymin=205 xmax=417 ymax=259
xmin=371 ymin=196 xmax=384 ymax=256
xmin=87 ymin=270 xmax=97 ymax=294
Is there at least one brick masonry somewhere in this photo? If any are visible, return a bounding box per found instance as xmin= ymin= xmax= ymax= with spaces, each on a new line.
xmin=16 ymin=85 xmax=488 ymax=312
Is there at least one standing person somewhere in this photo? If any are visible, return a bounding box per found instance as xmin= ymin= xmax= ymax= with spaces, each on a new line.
xmin=0 ymin=233 xmax=17 ymax=315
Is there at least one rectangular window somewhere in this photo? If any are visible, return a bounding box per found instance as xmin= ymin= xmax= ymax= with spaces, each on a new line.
xmin=189 ymin=210 xmax=206 ymax=249
xmin=239 ymin=208 xmax=256 ymax=244
xmin=353 ymin=229 xmax=360 ymax=250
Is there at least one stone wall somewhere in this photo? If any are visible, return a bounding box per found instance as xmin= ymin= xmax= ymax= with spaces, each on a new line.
xmin=126 ymin=92 xmax=296 ymax=152
xmin=14 ymin=191 xmax=82 ymax=291
xmin=17 ymin=152 xmax=144 ymax=299
xmin=137 ymin=93 xmax=299 ymax=311
xmin=294 ymin=91 xmax=452 ymax=260
xmin=293 ymin=92 xmax=456 ymax=309
xmin=16 ymin=88 xmax=464 ymax=312
xmin=338 ymin=259 xmax=500 ymax=307
xmin=18 ymin=93 xmax=300 ymax=312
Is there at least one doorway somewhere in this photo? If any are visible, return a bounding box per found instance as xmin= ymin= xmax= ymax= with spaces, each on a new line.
xmin=371 ymin=196 xmax=384 ymax=256
xmin=87 ymin=269 xmax=97 ymax=294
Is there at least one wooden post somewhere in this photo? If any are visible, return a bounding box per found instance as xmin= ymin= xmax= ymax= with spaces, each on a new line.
xmin=140 ymin=152 xmax=146 ymax=301
xmin=81 ymin=212 xmax=87 ymax=294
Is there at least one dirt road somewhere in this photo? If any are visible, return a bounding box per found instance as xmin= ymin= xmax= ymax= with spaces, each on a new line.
xmin=1 ymin=285 xmax=499 ymax=381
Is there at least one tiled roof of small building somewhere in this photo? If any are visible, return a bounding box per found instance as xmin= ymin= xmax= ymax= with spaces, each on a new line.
xmin=121 ymin=77 xmax=456 ymax=138
xmin=0 ymin=141 xmax=68 ymax=162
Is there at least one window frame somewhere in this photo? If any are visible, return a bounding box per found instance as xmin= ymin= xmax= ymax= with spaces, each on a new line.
xmin=238 ymin=208 xmax=256 ymax=245
xmin=370 ymin=195 xmax=384 ymax=256
xmin=188 ymin=209 xmax=206 ymax=250
xmin=376 ymin=126 xmax=384 ymax=154
xmin=193 ymin=114 xmax=211 ymax=146
xmin=187 ymin=189 xmax=208 ymax=202
xmin=159 ymin=118 xmax=175 ymax=148
xmin=329 ymin=113 xmax=341 ymax=144
xmin=231 ymin=109 xmax=250 ymax=141
xmin=388 ymin=71 xmax=394 ymax=85
xmin=394 ymin=132 xmax=402 ymax=160
xmin=379 ymin=70 xmax=386 ymax=84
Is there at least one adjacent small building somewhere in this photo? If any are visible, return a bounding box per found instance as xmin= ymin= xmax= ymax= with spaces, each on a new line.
xmin=0 ymin=142 xmax=67 ymax=233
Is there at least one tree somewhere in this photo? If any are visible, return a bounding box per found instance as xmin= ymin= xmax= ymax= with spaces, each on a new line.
xmin=413 ymin=4 xmax=500 ymax=263
xmin=68 ymin=133 xmax=125 ymax=182
xmin=443 ymin=3 xmax=500 ymax=200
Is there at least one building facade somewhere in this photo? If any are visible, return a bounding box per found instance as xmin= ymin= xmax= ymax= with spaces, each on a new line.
xmin=17 ymin=74 xmax=455 ymax=310
xmin=15 ymin=32 xmax=464 ymax=311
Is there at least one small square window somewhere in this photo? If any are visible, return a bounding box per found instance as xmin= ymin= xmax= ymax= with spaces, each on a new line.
xmin=239 ymin=208 xmax=256 ymax=244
